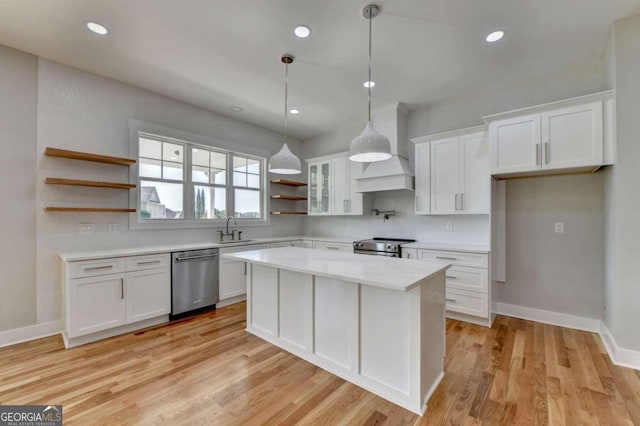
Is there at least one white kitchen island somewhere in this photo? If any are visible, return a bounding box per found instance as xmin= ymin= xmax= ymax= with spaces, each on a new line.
xmin=223 ymin=247 xmax=450 ymax=415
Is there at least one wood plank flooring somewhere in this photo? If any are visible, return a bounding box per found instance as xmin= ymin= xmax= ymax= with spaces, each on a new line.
xmin=1 ymin=303 xmax=639 ymax=425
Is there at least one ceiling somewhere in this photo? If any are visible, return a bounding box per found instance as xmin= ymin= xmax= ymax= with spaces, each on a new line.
xmin=0 ymin=0 xmax=638 ymax=140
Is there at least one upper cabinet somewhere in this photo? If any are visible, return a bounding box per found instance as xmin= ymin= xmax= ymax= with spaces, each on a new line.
xmin=307 ymin=152 xmax=366 ymax=216
xmin=485 ymin=91 xmax=614 ymax=178
xmin=412 ymin=126 xmax=490 ymax=215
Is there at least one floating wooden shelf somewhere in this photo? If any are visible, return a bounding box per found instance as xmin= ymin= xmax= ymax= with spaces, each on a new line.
xmin=271 ymin=195 xmax=307 ymax=201
xmin=45 ymin=147 xmax=136 ymax=166
xmin=270 ymin=179 xmax=307 ymax=187
xmin=270 ymin=211 xmax=307 ymax=215
xmin=45 ymin=177 xmax=136 ymax=189
xmin=45 ymin=207 xmax=136 ymax=213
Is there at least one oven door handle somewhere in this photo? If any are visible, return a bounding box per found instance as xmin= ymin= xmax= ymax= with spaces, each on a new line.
xmin=353 ymin=250 xmax=399 ymax=257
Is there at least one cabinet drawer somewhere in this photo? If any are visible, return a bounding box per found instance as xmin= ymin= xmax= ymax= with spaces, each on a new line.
xmin=270 ymin=241 xmax=291 ymax=248
xmin=312 ymin=241 xmax=353 ymax=252
xmin=445 ymin=288 xmax=489 ymax=318
xmin=126 ymin=253 xmax=170 ymax=272
xmin=69 ymin=258 xmax=126 ymax=279
xmin=446 ymin=266 xmax=488 ymax=293
xmin=418 ymin=249 xmax=488 ymax=268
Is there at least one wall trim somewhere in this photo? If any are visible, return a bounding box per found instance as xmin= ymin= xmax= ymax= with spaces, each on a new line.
xmin=0 ymin=320 xmax=63 ymax=348
xmin=493 ymin=302 xmax=601 ymax=332
xmin=600 ymin=322 xmax=640 ymax=371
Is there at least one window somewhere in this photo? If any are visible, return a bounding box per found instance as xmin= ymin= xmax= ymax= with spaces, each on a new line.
xmin=136 ymin=132 xmax=265 ymax=224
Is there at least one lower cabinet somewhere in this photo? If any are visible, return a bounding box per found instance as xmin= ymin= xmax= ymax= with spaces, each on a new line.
xmin=402 ymin=247 xmax=491 ymax=326
xmin=64 ymin=253 xmax=171 ymax=345
xmin=219 ymin=244 xmax=270 ymax=301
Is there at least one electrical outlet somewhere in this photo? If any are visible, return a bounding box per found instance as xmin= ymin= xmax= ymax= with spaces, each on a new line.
xmin=445 ymin=221 xmax=453 ymax=231
xmin=79 ymin=223 xmax=94 ymax=234
xmin=108 ymin=223 xmax=117 ymax=233
xmin=554 ymin=222 xmax=565 ymax=233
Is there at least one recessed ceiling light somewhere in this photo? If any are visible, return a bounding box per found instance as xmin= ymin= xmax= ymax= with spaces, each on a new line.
xmin=363 ymin=81 xmax=375 ymax=88
xmin=486 ymin=30 xmax=505 ymax=43
xmin=289 ymin=109 xmax=300 ymax=115
xmin=230 ymin=106 xmax=243 ymax=112
xmin=294 ymin=25 xmax=311 ymax=39
xmin=86 ymin=21 xmax=109 ymax=36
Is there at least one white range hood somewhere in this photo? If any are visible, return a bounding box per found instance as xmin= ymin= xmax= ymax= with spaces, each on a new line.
xmin=355 ymin=103 xmax=415 ymax=193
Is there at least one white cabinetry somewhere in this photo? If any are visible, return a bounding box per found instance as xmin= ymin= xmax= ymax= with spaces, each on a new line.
xmin=64 ymin=253 xmax=171 ymax=347
xmin=486 ymin=91 xmax=613 ymax=177
xmin=404 ymin=247 xmax=491 ymax=326
xmin=412 ymin=126 xmax=489 ymax=215
xmin=290 ymin=239 xmax=312 ymax=248
xmin=307 ymin=152 xmax=366 ymax=216
xmin=219 ymin=244 xmax=270 ymax=302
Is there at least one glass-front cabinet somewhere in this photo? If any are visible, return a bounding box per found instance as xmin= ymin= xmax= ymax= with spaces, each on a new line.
xmin=308 ymin=160 xmax=331 ymax=215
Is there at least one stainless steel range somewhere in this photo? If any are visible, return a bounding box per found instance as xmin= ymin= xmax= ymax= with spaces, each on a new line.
xmin=353 ymin=238 xmax=416 ymax=257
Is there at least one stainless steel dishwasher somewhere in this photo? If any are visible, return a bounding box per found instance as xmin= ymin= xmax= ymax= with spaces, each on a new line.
xmin=171 ymin=248 xmax=219 ymax=317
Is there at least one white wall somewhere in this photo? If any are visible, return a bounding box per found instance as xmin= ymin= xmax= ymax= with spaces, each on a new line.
xmin=605 ymin=12 xmax=640 ymax=352
xmin=0 ymin=45 xmax=37 ymax=331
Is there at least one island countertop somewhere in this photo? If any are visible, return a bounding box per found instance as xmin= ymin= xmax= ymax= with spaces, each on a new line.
xmin=223 ymin=246 xmax=450 ymax=292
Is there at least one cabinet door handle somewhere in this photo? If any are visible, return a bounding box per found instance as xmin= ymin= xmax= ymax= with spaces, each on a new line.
xmin=120 ymin=278 xmax=124 ymax=299
xmin=446 ymin=298 xmax=457 ymax=302
xmin=137 ymin=260 xmax=161 ymax=266
xmin=84 ymin=265 xmax=113 ymax=271
xmin=545 ymin=142 xmax=550 ymax=164
xmin=326 ymin=246 xmax=339 ymax=250
xmin=407 ymin=253 xmax=412 ymax=259
xmin=347 ymin=200 xmax=351 ymax=212
xmin=436 ymin=256 xmax=457 ymax=261
xmin=454 ymin=193 xmax=459 ymax=211
xmin=244 ymin=262 xmax=247 ymax=275
xmin=446 ymin=275 xmax=457 ymax=279
xmin=460 ymin=193 xmax=464 ymax=211
xmin=536 ymin=143 xmax=540 ymax=165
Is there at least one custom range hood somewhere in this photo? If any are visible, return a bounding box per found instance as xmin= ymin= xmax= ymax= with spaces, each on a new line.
xmin=355 ymin=103 xmax=414 ymax=192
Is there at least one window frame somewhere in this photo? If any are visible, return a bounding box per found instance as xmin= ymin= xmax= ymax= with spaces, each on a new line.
xmin=129 ymin=119 xmax=270 ymax=230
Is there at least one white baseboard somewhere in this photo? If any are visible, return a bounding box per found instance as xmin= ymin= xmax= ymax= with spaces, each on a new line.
xmin=600 ymin=322 xmax=640 ymax=371
xmin=0 ymin=320 xmax=63 ymax=348
xmin=493 ymin=302 xmax=601 ymax=332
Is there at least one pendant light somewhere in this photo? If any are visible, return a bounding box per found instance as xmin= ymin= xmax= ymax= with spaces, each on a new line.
xmin=268 ymin=54 xmax=302 ymax=174
xmin=349 ymin=4 xmax=392 ymax=163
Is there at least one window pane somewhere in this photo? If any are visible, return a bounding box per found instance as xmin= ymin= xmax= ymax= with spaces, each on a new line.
xmin=211 ymin=168 xmax=226 ymax=185
xmin=233 ymin=172 xmax=246 ymax=187
xmin=140 ymin=180 xmax=183 ymax=219
xmin=247 ymin=159 xmax=260 ymax=174
xmin=233 ymin=156 xmax=247 ymax=172
xmin=163 ymin=161 xmax=183 ymax=180
xmin=163 ymin=142 xmax=184 ymax=163
xmin=140 ymin=138 xmax=162 ymax=159
xmin=211 ymin=152 xmax=226 ymax=170
xmin=194 ymin=186 xmax=227 ymax=219
xmin=247 ymin=174 xmax=260 ymax=189
xmin=192 ymin=148 xmax=209 ymax=166
xmin=192 ymin=165 xmax=209 ymax=183
xmin=234 ymin=189 xmax=261 ymax=219
xmin=139 ymin=158 xmax=162 ymax=178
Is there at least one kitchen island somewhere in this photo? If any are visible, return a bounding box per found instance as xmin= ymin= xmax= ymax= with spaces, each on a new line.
xmin=223 ymin=247 xmax=450 ymax=415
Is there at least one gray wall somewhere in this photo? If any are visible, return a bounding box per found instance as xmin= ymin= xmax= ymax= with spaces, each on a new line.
xmin=500 ymin=175 xmax=604 ymax=318
xmin=604 ymin=12 xmax=640 ymax=352
xmin=0 ymin=45 xmax=37 ymax=331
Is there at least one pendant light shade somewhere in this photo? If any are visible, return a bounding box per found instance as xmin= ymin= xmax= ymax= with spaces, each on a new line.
xmin=269 ymin=54 xmax=302 ymax=175
xmin=349 ymin=4 xmax=391 ymax=163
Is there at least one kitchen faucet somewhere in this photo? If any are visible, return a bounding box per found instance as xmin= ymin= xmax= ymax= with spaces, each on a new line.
xmin=218 ymin=216 xmax=241 ymax=241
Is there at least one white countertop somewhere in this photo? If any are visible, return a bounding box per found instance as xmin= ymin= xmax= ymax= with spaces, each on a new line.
xmin=223 ymin=247 xmax=450 ymax=292
xmin=402 ymin=242 xmax=490 ymax=254
xmin=58 ymin=236 xmax=354 ymax=262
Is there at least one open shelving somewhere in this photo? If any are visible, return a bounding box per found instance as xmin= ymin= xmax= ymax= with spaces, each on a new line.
xmin=270 ymin=179 xmax=308 ymax=215
xmin=44 ymin=147 xmax=137 ymax=213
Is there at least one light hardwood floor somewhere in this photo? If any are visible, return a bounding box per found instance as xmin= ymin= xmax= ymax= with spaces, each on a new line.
xmin=1 ymin=302 xmax=639 ymax=425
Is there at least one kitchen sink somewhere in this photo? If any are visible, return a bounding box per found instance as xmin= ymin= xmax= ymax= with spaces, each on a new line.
xmin=215 ymin=239 xmax=254 ymax=244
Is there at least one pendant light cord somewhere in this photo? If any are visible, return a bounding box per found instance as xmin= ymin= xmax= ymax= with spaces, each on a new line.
xmin=368 ymin=9 xmax=372 ymax=122
xmin=284 ymin=60 xmax=289 ymax=144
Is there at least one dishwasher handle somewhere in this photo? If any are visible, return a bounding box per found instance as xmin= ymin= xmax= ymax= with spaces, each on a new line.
xmin=175 ymin=253 xmax=219 ymax=262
